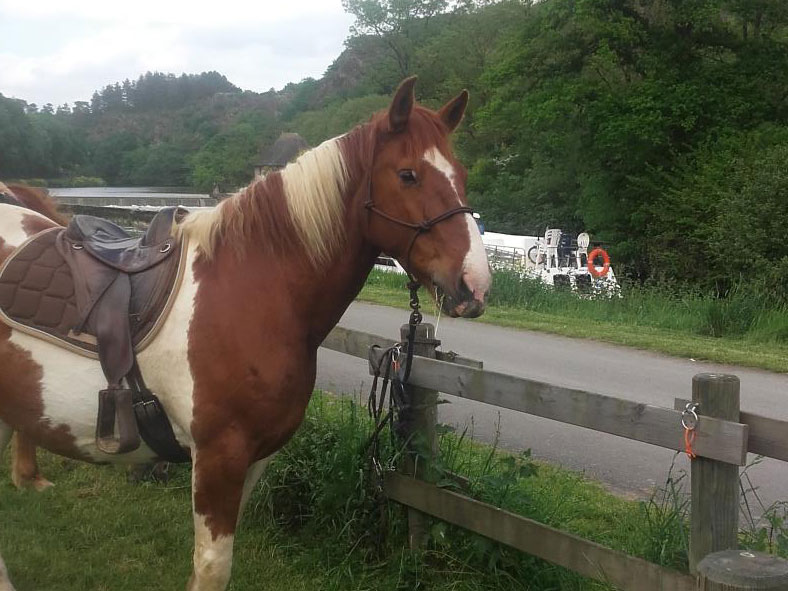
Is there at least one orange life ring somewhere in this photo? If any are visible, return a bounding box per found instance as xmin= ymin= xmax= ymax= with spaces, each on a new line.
xmin=587 ymin=248 xmax=610 ymax=278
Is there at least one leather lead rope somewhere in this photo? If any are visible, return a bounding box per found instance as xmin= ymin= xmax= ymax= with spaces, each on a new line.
xmin=362 ymin=138 xmax=471 ymax=506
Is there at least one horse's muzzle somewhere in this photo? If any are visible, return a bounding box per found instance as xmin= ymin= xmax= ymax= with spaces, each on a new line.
xmin=437 ymin=276 xmax=488 ymax=319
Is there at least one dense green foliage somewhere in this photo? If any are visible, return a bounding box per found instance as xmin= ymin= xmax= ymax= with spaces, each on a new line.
xmin=2 ymin=0 xmax=787 ymax=292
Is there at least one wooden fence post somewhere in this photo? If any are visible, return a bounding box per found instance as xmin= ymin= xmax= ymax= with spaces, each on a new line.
xmin=697 ymin=550 xmax=788 ymax=590
xmin=400 ymin=322 xmax=439 ymax=551
xmin=690 ymin=373 xmax=741 ymax=573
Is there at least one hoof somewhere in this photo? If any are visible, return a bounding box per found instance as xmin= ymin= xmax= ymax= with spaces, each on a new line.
xmin=11 ymin=472 xmax=54 ymax=492
xmin=31 ymin=475 xmax=54 ymax=492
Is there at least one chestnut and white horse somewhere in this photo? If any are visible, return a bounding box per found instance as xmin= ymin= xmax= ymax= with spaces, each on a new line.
xmin=0 ymin=77 xmax=491 ymax=590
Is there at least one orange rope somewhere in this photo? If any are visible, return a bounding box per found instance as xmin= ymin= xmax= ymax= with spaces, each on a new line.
xmin=684 ymin=427 xmax=697 ymax=459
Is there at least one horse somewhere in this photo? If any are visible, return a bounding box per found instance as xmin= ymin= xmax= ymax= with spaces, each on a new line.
xmin=0 ymin=77 xmax=491 ymax=591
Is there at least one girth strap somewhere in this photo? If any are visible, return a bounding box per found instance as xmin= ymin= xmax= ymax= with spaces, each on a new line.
xmin=128 ymin=363 xmax=190 ymax=463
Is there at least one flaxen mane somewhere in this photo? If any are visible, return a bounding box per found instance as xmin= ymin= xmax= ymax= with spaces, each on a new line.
xmin=178 ymin=104 xmax=452 ymax=265
xmin=178 ymin=136 xmax=348 ymax=265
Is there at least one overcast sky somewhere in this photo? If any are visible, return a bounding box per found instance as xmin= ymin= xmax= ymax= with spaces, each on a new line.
xmin=0 ymin=0 xmax=354 ymax=106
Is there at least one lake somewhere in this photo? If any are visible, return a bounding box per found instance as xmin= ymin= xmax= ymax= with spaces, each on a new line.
xmin=49 ymin=187 xmax=217 ymax=207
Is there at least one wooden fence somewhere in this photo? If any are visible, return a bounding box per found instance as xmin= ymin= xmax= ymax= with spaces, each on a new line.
xmin=321 ymin=323 xmax=788 ymax=591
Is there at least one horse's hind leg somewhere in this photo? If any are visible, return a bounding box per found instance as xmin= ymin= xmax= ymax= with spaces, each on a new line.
xmin=0 ymin=422 xmax=11 ymax=462
xmin=0 ymin=426 xmax=15 ymax=590
xmin=0 ymin=448 xmax=15 ymax=591
xmin=11 ymin=432 xmax=53 ymax=492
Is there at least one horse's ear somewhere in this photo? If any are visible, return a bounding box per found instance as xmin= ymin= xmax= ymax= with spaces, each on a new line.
xmin=389 ymin=76 xmax=417 ymax=133
xmin=438 ymin=89 xmax=469 ymax=133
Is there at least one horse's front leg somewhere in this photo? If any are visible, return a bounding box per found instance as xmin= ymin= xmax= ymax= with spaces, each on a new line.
xmin=187 ymin=440 xmax=271 ymax=591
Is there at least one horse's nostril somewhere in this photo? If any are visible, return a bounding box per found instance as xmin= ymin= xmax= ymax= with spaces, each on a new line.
xmin=458 ymin=277 xmax=474 ymax=300
xmin=460 ymin=271 xmax=489 ymax=303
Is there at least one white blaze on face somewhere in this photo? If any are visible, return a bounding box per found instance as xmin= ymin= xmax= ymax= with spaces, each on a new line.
xmin=423 ymin=147 xmax=491 ymax=301
xmin=462 ymin=213 xmax=491 ymax=300
xmin=424 ymin=147 xmax=460 ymax=200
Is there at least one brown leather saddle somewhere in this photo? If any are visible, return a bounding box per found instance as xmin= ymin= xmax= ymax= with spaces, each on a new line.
xmin=0 ymin=208 xmax=190 ymax=461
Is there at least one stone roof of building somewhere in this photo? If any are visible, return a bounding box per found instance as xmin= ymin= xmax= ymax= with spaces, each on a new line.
xmin=258 ymin=132 xmax=309 ymax=168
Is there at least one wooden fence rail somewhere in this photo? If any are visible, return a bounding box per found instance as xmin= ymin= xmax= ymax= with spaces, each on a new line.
xmin=385 ymin=473 xmax=696 ymax=591
xmin=323 ymin=326 xmax=751 ymax=465
xmin=675 ymin=398 xmax=788 ymax=463
xmin=320 ymin=324 xmax=788 ymax=591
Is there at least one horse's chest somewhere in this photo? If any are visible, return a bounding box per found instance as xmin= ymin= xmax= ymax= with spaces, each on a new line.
xmin=190 ymin=345 xmax=317 ymax=459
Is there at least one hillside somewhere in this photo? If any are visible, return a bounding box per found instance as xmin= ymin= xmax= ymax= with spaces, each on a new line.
xmin=1 ymin=0 xmax=788 ymax=295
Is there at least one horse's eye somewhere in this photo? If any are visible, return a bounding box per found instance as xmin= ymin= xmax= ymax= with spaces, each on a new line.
xmin=398 ymin=169 xmax=418 ymax=185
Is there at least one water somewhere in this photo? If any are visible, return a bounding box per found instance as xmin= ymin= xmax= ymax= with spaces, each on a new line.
xmin=49 ymin=186 xmax=210 ymax=200
xmin=49 ymin=186 xmax=216 ymax=207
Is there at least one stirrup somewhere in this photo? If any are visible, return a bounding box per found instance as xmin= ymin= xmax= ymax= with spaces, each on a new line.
xmin=96 ymin=387 xmax=141 ymax=454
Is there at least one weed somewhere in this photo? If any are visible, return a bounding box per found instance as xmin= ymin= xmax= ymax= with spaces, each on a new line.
xmin=634 ymin=456 xmax=690 ymax=571
xmin=739 ymin=457 xmax=788 ymax=558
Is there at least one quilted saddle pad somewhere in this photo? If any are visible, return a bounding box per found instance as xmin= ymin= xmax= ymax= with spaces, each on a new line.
xmin=0 ymin=227 xmax=186 ymax=358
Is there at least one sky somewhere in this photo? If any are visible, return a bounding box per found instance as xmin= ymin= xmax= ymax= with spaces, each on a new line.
xmin=0 ymin=0 xmax=354 ymax=106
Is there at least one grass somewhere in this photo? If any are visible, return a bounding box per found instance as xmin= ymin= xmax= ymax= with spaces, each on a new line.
xmin=1 ymin=394 xmax=783 ymax=590
xmin=360 ymin=269 xmax=788 ymax=372
xmin=0 ymin=394 xmax=689 ymax=591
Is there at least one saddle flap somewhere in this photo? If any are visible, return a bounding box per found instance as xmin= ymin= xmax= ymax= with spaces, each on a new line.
xmin=94 ymin=273 xmax=134 ymax=386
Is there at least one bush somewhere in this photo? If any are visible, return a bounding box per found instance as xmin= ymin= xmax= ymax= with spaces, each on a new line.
xmin=247 ymin=393 xmax=695 ymax=589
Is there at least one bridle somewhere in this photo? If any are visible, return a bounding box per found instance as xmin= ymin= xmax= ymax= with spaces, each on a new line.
xmin=362 ymin=146 xmax=473 ymax=287
xmin=362 ymin=137 xmax=474 ymax=506
xmin=362 ymin=139 xmax=473 ymax=377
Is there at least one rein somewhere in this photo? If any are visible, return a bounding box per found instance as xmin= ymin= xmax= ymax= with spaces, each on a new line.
xmin=361 ymin=141 xmax=471 ymax=508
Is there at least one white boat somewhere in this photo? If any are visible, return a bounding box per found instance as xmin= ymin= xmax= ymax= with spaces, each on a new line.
xmin=483 ymin=228 xmax=620 ymax=297
xmin=372 ymin=221 xmax=619 ymax=298
xmin=373 ymin=254 xmax=407 ymax=274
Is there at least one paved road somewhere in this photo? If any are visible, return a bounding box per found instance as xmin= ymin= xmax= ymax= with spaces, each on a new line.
xmin=317 ymin=301 xmax=788 ymax=510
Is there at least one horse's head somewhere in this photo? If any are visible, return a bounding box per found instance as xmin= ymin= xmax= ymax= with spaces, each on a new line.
xmin=365 ymin=77 xmax=491 ymax=318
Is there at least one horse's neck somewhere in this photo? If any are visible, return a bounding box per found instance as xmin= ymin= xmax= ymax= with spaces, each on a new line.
xmin=207 ymin=171 xmax=379 ymax=351
xmin=291 ymin=135 xmax=381 ymax=347
xmin=299 ymin=195 xmax=379 ymax=348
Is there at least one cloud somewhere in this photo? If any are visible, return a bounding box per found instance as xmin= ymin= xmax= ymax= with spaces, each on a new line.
xmin=0 ymin=0 xmax=354 ymax=105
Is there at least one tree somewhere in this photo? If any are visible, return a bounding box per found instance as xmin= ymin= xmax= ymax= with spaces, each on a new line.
xmin=72 ymin=101 xmax=91 ymax=116
xmin=0 ymin=94 xmax=37 ymax=176
xmin=342 ymin=0 xmax=450 ymax=76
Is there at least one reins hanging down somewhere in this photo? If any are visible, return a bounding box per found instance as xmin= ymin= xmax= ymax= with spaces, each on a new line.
xmin=364 ymin=282 xmax=422 ymax=472
xmin=362 ymin=137 xmax=470 ymax=480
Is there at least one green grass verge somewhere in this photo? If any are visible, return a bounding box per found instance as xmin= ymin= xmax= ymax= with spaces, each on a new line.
xmin=0 ymin=394 xmax=688 ymax=591
xmin=360 ymin=270 xmax=788 ymax=373
xmin=1 ymin=394 xmax=783 ymax=590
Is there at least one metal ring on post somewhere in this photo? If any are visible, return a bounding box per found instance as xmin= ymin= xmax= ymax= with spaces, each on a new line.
xmin=681 ymin=402 xmax=700 ymax=430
